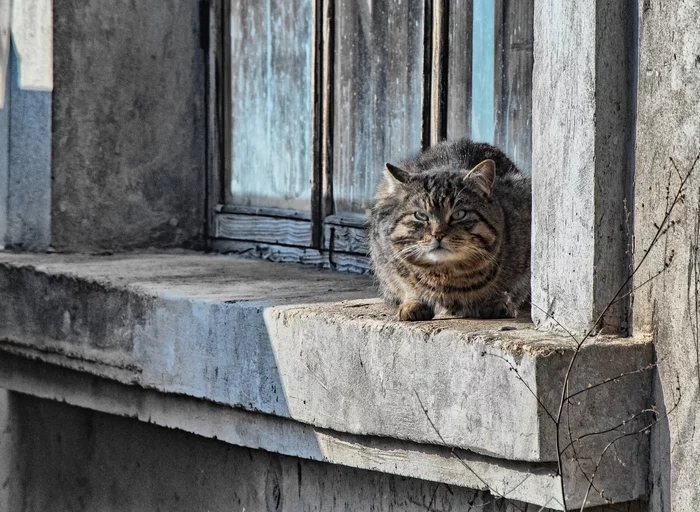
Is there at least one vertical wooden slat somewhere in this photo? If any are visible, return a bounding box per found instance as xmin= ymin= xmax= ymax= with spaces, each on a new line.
xmin=430 ymin=0 xmax=448 ymax=145
xmin=445 ymin=0 xmax=473 ymax=140
xmin=495 ymin=0 xmax=533 ymax=173
xmin=321 ymin=0 xmax=335 ymax=220
xmin=333 ymin=0 xmax=425 ymax=216
xmin=228 ymin=0 xmax=314 ymax=210
xmin=493 ymin=0 xmax=505 ymax=145
xmin=421 ymin=0 xmax=433 ymax=150
xmin=206 ymin=0 xmax=225 ymax=239
xmin=311 ymin=0 xmax=324 ymax=248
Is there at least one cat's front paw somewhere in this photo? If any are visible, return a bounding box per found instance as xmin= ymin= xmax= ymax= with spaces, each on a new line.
xmin=397 ymin=300 xmax=435 ymax=321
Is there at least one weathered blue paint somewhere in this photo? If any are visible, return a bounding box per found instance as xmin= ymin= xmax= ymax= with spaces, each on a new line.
xmin=229 ymin=0 xmax=313 ymax=212
xmin=333 ymin=0 xmax=425 ymax=215
xmin=471 ymin=0 xmax=495 ymax=144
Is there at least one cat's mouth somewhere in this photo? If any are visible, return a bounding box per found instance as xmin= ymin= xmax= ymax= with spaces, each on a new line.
xmin=424 ymin=246 xmax=453 ymax=263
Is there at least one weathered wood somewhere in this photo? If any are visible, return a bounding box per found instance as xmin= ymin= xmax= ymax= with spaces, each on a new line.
xmin=311 ymin=0 xmax=324 ymax=247
xmin=445 ymin=0 xmax=473 ymax=139
xmin=333 ymin=0 xmax=425 ymax=215
xmin=430 ymin=0 xmax=448 ymax=145
xmin=211 ymin=239 xmax=325 ymax=266
xmin=217 ymin=204 xmax=312 ymax=220
xmin=494 ymin=0 xmax=533 ymax=173
xmin=215 ymin=213 xmax=312 ymax=247
xmin=206 ymin=0 xmax=225 ymax=239
xmin=227 ymin=0 xmax=313 ymax=211
xmin=323 ymin=222 xmax=369 ymax=255
xmin=321 ymin=0 xmax=335 ymax=219
xmin=211 ymin=239 xmax=371 ymax=274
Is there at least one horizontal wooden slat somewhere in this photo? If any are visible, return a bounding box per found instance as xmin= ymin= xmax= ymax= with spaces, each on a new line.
xmin=215 ymin=213 xmax=312 ymax=246
xmin=216 ymin=204 xmax=312 ymax=220
xmin=323 ymin=223 xmax=368 ymax=255
xmin=211 ymin=239 xmax=370 ymax=274
xmin=324 ymin=214 xmax=367 ymax=229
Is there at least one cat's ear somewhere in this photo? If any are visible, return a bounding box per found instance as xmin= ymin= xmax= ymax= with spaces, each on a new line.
xmin=384 ymin=163 xmax=411 ymax=192
xmin=465 ymin=159 xmax=496 ymax=197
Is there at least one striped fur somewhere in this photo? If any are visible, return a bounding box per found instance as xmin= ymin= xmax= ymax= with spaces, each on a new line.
xmin=368 ymin=138 xmax=531 ymax=320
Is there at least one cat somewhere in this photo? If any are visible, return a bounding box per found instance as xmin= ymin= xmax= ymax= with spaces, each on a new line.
xmin=368 ymin=138 xmax=531 ymax=321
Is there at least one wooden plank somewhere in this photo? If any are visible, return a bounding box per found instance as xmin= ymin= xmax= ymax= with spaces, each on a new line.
xmin=215 ymin=213 xmax=312 ymax=246
xmin=446 ymin=0 xmax=473 ymax=139
xmin=430 ymin=0 xmax=448 ymax=145
xmin=211 ymin=239 xmax=371 ymax=274
xmin=421 ymin=0 xmax=432 ymax=149
xmin=321 ymin=0 xmax=335 ymax=220
xmin=327 ymin=252 xmax=371 ymax=274
xmin=495 ymin=0 xmax=533 ymax=173
xmin=311 ymin=0 xmax=324 ymax=247
xmin=217 ymin=204 xmax=312 ymax=220
xmin=206 ymin=0 xmax=225 ymax=239
xmin=228 ymin=0 xmax=313 ymax=211
xmin=323 ymin=223 xmax=368 ymax=255
xmin=333 ymin=0 xmax=425 ymax=215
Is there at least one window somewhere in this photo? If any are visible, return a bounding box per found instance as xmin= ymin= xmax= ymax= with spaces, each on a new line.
xmin=207 ymin=0 xmax=533 ymax=273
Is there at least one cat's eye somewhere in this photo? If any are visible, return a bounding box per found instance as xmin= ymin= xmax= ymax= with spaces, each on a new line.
xmin=414 ymin=211 xmax=429 ymax=221
xmin=451 ymin=210 xmax=467 ymax=221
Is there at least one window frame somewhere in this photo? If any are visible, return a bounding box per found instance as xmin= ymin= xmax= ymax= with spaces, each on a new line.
xmin=205 ymin=0 xmax=532 ymax=274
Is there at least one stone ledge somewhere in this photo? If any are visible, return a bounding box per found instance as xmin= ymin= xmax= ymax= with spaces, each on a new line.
xmin=0 ymin=252 xmax=652 ymax=508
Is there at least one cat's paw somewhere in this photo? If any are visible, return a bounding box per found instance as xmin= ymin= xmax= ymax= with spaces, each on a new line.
xmin=397 ymin=300 xmax=435 ymax=321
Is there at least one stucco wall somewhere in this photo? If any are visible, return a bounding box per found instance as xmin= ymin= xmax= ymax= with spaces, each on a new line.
xmin=50 ymin=0 xmax=206 ymax=251
xmin=634 ymin=1 xmax=700 ymax=510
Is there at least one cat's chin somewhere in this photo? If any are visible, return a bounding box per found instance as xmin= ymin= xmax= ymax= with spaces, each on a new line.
xmin=423 ymin=248 xmax=454 ymax=264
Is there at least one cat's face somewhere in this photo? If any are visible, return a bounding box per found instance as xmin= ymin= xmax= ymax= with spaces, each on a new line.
xmin=377 ymin=160 xmax=504 ymax=268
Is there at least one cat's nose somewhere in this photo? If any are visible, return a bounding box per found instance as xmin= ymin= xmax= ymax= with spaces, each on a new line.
xmin=431 ymin=230 xmax=446 ymax=240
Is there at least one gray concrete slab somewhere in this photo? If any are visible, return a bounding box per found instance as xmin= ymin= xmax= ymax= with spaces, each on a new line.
xmin=0 ymin=252 xmax=652 ymax=507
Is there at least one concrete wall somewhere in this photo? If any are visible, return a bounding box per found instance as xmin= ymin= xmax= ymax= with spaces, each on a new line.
xmin=50 ymin=0 xmax=206 ymax=251
xmin=634 ymin=2 xmax=700 ymax=510
xmin=1 ymin=393 xmax=544 ymax=512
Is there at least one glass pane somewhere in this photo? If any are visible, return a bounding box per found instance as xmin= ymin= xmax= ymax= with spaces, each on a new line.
xmin=471 ymin=0 xmax=496 ymax=144
xmin=229 ymin=0 xmax=313 ymax=210
xmin=333 ymin=0 xmax=425 ymax=216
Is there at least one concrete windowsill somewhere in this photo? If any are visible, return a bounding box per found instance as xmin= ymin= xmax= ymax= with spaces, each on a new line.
xmin=0 ymin=251 xmax=652 ymax=509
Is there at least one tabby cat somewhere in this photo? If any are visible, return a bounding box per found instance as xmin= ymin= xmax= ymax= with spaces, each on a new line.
xmin=368 ymin=138 xmax=531 ymax=321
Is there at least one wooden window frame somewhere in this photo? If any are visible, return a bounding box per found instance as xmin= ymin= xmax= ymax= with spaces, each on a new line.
xmin=204 ymin=0 xmax=532 ymax=274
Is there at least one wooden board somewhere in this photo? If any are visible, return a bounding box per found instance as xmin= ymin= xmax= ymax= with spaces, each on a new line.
xmin=228 ymin=0 xmax=313 ymax=211
xmin=211 ymin=239 xmax=371 ymax=274
xmin=446 ymin=0 xmax=474 ymax=140
xmin=494 ymin=0 xmax=533 ymax=173
xmin=332 ymin=0 xmax=425 ymax=215
xmin=323 ymin=222 xmax=368 ymax=255
xmin=215 ymin=213 xmax=312 ymax=247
